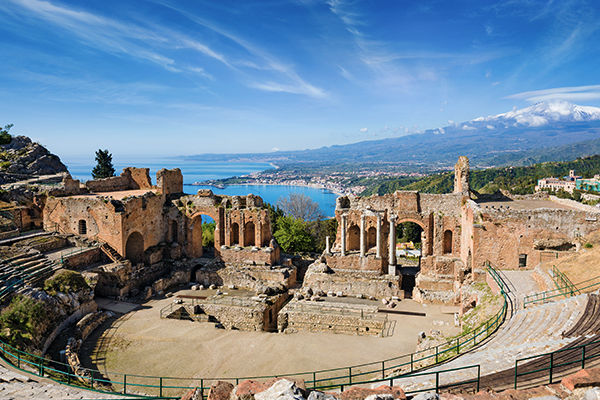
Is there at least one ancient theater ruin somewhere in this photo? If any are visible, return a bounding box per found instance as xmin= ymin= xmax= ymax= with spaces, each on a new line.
xmin=37 ymin=157 xmax=600 ymax=335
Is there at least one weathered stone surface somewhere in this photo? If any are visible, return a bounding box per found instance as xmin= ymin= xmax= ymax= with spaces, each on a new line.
xmin=254 ymin=379 xmax=304 ymax=400
xmin=207 ymin=381 xmax=234 ymax=400
xmin=562 ymin=368 xmax=600 ymax=391
xmin=338 ymin=385 xmax=406 ymax=400
xmin=307 ymin=391 xmax=338 ymax=400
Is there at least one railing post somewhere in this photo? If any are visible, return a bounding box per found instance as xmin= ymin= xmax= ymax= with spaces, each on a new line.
xmin=313 ymin=372 xmax=316 ymax=389
xmin=410 ymin=353 xmax=413 ymax=372
xmin=477 ymin=365 xmax=480 ymax=393
xmin=160 ymin=377 xmax=163 ymax=397
xmin=124 ymin=374 xmax=127 ymax=394
xmin=201 ymin=379 xmax=204 ymax=400
xmin=348 ymin=367 xmax=352 ymax=384
xmin=436 ymin=346 xmax=439 ymax=364
xmin=39 ymin=360 xmax=44 ymax=377
xmin=549 ymin=353 xmax=554 ymax=384
xmin=382 ymin=361 xmax=385 ymax=379
xmin=582 ymin=346 xmax=586 ymax=370
xmin=435 ymin=371 xmax=439 ymax=393
xmin=514 ymin=360 xmax=518 ymax=389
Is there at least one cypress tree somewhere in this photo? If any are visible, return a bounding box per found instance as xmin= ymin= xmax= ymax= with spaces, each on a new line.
xmin=91 ymin=149 xmax=116 ymax=180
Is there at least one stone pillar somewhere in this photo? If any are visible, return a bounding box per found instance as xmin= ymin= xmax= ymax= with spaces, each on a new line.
xmin=389 ymin=216 xmax=396 ymax=273
xmin=376 ymin=214 xmax=382 ymax=259
xmin=341 ymin=214 xmax=347 ymax=256
xmin=360 ymin=214 xmax=366 ymax=257
xmin=325 ymin=236 xmax=331 ymax=254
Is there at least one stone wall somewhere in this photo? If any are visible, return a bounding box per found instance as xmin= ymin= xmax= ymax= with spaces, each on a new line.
xmin=62 ymin=247 xmax=102 ymax=269
xmin=220 ymin=245 xmax=280 ymax=266
xmin=324 ymin=253 xmax=385 ymax=272
xmin=278 ymin=300 xmax=386 ymax=336
xmin=84 ymin=167 xmax=152 ymax=192
xmin=303 ymin=269 xmax=402 ymax=299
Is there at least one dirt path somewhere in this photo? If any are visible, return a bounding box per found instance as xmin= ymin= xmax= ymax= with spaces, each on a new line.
xmin=82 ymin=289 xmax=459 ymax=394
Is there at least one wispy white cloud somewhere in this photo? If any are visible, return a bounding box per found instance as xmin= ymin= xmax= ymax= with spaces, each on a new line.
xmin=506 ymin=85 xmax=600 ymax=102
xmin=359 ymin=127 xmax=368 ymax=132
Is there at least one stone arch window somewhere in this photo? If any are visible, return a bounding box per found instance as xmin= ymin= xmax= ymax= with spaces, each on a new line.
xmin=348 ymin=224 xmax=360 ymax=251
xmin=126 ymin=231 xmax=144 ymax=264
xmin=231 ymin=223 xmax=240 ymax=245
xmin=244 ymin=221 xmax=255 ymax=247
xmin=78 ymin=220 xmax=87 ymax=235
xmin=367 ymin=226 xmax=377 ymax=249
xmin=443 ymin=230 xmax=453 ymax=254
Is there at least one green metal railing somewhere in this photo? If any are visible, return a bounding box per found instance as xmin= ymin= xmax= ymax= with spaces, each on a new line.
xmin=523 ymin=268 xmax=600 ymax=308
xmin=552 ymin=265 xmax=580 ymax=298
xmin=0 ymin=263 xmax=508 ymax=398
xmin=514 ymin=337 xmax=600 ymax=389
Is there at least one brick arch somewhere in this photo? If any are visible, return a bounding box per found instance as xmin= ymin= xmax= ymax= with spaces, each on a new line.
xmin=125 ymin=231 xmax=144 ymax=264
xmin=189 ymin=209 xmax=224 ymax=256
xmin=393 ymin=215 xmax=432 ymax=257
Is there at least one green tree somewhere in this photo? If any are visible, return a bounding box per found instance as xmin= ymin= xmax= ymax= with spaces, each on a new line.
xmin=273 ymin=215 xmax=314 ymax=253
xmin=0 ymin=124 xmax=13 ymax=145
xmin=202 ymin=221 xmax=216 ymax=247
xmin=91 ymin=149 xmax=116 ymax=180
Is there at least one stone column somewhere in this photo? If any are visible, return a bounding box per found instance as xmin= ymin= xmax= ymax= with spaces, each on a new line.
xmin=376 ymin=214 xmax=382 ymax=258
xmin=325 ymin=236 xmax=331 ymax=254
xmin=360 ymin=214 xmax=366 ymax=257
xmin=341 ymin=214 xmax=347 ymax=256
xmin=389 ymin=216 xmax=396 ymax=274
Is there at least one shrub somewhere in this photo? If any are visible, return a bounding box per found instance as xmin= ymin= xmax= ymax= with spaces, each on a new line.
xmin=44 ymin=270 xmax=89 ymax=295
xmin=0 ymin=295 xmax=46 ymax=349
xmin=584 ymin=242 xmax=594 ymax=249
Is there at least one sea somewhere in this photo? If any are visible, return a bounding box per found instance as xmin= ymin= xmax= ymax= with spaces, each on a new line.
xmin=63 ymin=157 xmax=338 ymax=218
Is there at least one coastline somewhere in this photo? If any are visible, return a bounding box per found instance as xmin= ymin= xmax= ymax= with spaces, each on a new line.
xmin=189 ymin=181 xmax=348 ymax=197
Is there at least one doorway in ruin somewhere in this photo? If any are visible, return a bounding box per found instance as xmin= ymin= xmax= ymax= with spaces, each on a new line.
xmin=125 ymin=231 xmax=144 ymax=265
xmin=348 ymin=224 xmax=360 ymax=251
xmin=395 ymin=221 xmax=424 ymax=296
xmin=443 ymin=230 xmax=453 ymax=254
xmin=169 ymin=220 xmax=178 ymax=243
xmin=231 ymin=223 xmax=240 ymax=246
xmin=244 ymin=221 xmax=255 ymax=247
xmin=191 ymin=215 xmax=217 ymax=258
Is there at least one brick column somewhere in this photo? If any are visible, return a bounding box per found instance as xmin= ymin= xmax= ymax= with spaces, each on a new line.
xmin=360 ymin=214 xmax=366 ymax=257
xmin=389 ymin=215 xmax=396 ymax=274
xmin=341 ymin=214 xmax=347 ymax=256
xmin=376 ymin=214 xmax=382 ymax=259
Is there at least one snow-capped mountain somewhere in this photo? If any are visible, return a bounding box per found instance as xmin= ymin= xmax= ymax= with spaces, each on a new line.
xmin=470 ymin=100 xmax=600 ymax=128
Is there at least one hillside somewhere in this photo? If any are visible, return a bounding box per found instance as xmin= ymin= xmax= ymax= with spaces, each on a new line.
xmin=362 ymin=155 xmax=600 ymax=196
xmin=0 ymin=135 xmax=68 ymax=183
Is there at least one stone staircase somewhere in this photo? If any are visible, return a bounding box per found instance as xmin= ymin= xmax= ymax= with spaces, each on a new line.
xmin=100 ymin=243 xmax=125 ymax=263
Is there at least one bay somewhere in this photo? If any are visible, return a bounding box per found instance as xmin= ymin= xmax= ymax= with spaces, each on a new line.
xmin=62 ymin=157 xmax=338 ymax=218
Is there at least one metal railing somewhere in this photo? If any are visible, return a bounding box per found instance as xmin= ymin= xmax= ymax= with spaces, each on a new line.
xmin=523 ymin=268 xmax=600 ymax=308
xmin=0 ymin=263 xmax=509 ymax=398
xmin=552 ymin=265 xmax=580 ymax=298
xmin=514 ymin=337 xmax=600 ymax=389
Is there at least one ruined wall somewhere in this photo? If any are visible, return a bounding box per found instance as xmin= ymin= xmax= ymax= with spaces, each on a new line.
xmin=466 ymin=201 xmax=600 ymax=270
xmin=62 ymin=247 xmax=102 ymax=270
xmin=84 ymin=167 xmax=152 ymax=192
xmin=324 ymin=253 xmax=384 ymax=272
xmin=157 ymin=168 xmax=183 ymax=195
xmin=303 ymin=269 xmax=402 ymax=299
xmin=279 ymin=300 xmax=385 ymax=336
xmin=220 ymin=246 xmax=280 ymax=266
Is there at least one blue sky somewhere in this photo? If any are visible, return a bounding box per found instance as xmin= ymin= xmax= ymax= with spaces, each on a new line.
xmin=1 ymin=0 xmax=600 ymax=159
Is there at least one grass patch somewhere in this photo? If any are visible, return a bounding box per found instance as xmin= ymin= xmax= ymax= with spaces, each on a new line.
xmin=44 ymin=270 xmax=89 ymax=295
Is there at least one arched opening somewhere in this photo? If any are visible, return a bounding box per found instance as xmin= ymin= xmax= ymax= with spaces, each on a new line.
xmin=170 ymin=220 xmax=178 ymax=243
xmin=190 ymin=216 xmax=203 ymax=258
xmin=443 ymin=230 xmax=453 ymax=254
xmin=200 ymin=215 xmax=216 ymax=257
xmin=244 ymin=221 xmax=255 ymax=247
xmin=126 ymin=231 xmax=144 ymax=264
xmin=78 ymin=220 xmax=87 ymax=235
xmin=367 ymin=226 xmax=377 ymax=250
xmin=395 ymin=221 xmax=423 ymax=264
xmin=348 ymin=224 xmax=360 ymax=251
xmin=231 ymin=223 xmax=240 ymax=245
xmin=262 ymin=223 xmax=271 ymax=247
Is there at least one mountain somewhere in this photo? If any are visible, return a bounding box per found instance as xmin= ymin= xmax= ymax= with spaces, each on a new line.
xmin=188 ymin=100 xmax=600 ymax=170
xmin=0 ymin=135 xmax=68 ymax=183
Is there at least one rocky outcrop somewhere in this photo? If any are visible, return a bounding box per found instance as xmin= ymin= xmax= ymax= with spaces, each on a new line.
xmin=0 ymin=135 xmax=67 ymax=181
